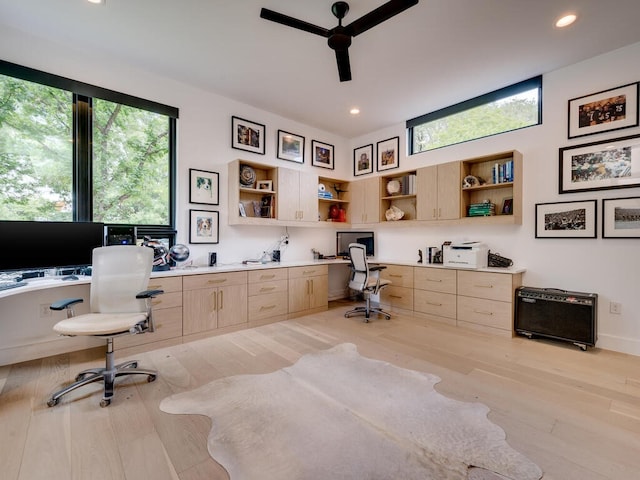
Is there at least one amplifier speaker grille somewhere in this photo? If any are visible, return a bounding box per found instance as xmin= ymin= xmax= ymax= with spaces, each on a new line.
xmin=515 ymin=287 xmax=597 ymax=350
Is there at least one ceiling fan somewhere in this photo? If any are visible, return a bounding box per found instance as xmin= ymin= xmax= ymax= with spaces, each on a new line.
xmin=260 ymin=0 xmax=419 ymax=82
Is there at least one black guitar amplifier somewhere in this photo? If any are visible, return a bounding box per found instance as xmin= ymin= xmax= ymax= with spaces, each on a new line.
xmin=515 ymin=287 xmax=597 ymax=351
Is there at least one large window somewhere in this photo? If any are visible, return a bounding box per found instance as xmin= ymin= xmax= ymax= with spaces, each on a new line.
xmin=407 ymin=76 xmax=542 ymax=154
xmin=0 ymin=60 xmax=178 ymax=241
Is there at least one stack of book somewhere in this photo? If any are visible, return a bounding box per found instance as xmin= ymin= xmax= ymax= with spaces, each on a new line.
xmin=318 ymin=191 xmax=333 ymax=199
xmin=467 ymin=202 xmax=495 ymax=217
xmin=492 ymin=160 xmax=514 ymax=184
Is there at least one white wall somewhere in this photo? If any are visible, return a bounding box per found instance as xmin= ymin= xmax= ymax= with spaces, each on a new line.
xmin=1 ymin=25 xmax=639 ymax=355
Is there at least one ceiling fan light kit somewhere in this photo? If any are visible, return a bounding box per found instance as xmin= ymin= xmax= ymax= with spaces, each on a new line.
xmin=260 ymin=0 xmax=419 ymax=82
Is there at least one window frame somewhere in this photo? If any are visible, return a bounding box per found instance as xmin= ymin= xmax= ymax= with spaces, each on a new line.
xmin=407 ymin=76 xmax=542 ymax=154
xmin=0 ymin=59 xmax=178 ymax=242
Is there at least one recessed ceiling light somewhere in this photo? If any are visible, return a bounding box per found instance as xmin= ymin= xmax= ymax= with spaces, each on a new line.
xmin=350 ymin=107 xmax=360 ymax=115
xmin=87 ymin=0 xmax=105 ymax=5
xmin=555 ymin=13 xmax=577 ymax=28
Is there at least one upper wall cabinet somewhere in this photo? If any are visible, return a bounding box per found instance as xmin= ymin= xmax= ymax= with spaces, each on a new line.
xmin=277 ymin=168 xmax=318 ymax=223
xmin=460 ymin=150 xmax=522 ymax=225
xmin=350 ymin=176 xmax=379 ymax=225
xmin=228 ymin=159 xmax=279 ymax=226
xmin=416 ymin=162 xmax=461 ymax=222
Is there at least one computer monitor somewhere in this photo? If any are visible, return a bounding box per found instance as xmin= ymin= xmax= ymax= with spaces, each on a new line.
xmin=0 ymin=221 xmax=105 ymax=272
xmin=336 ymin=231 xmax=375 ymax=258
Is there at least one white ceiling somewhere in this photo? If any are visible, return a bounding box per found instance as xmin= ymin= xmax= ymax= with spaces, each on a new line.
xmin=1 ymin=0 xmax=640 ymax=138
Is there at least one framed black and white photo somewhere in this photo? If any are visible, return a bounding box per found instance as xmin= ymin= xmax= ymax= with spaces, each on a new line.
xmin=311 ymin=140 xmax=334 ymax=169
xmin=535 ymin=200 xmax=597 ymax=239
xmin=377 ymin=136 xmax=400 ymax=172
xmin=353 ymin=144 xmax=373 ymax=176
xmin=602 ymin=196 xmax=640 ymax=238
xmin=189 ymin=209 xmax=219 ymax=244
xmin=231 ymin=116 xmax=265 ymax=155
xmin=559 ymin=133 xmax=640 ymax=193
xmin=257 ymin=180 xmax=272 ymax=191
xmin=277 ymin=130 xmax=305 ymax=164
xmin=189 ymin=168 xmax=219 ymax=205
xmin=568 ymin=82 xmax=639 ymax=139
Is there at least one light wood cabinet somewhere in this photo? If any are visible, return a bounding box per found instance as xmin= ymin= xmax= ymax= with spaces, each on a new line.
xmin=115 ymin=276 xmax=183 ymax=350
xmin=416 ymin=162 xmax=461 ymax=221
xmin=456 ymin=270 xmax=522 ymax=336
xmin=182 ymin=271 xmax=248 ymax=335
xmin=379 ymin=264 xmax=414 ymax=311
xmin=247 ymin=269 xmax=288 ymax=324
xmin=288 ymin=265 xmax=328 ymax=315
xmin=460 ymin=150 xmax=522 ymax=225
xmin=228 ymin=160 xmax=278 ymax=225
xmin=277 ymin=167 xmax=318 ymax=222
xmin=350 ymin=177 xmax=379 ymax=224
xmin=413 ymin=267 xmax=457 ymax=323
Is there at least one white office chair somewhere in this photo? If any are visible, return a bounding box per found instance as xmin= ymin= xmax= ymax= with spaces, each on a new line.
xmin=344 ymin=243 xmax=392 ymax=322
xmin=48 ymin=245 xmax=163 ymax=407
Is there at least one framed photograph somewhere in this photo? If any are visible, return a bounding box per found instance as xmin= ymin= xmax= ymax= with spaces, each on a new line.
xmin=535 ymin=200 xmax=597 ymax=239
xmin=257 ymin=180 xmax=273 ymax=191
xmin=602 ymin=196 xmax=640 ymax=238
xmin=559 ymin=133 xmax=640 ymax=193
xmin=311 ymin=140 xmax=334 ymax=169
xmin=189 ymin=209 xmax=219 ymax=244
xmin=502 ymin=197 xmax=513 ymax=215
xmin=189 ymin=168 xmax=219 ymax=205
xmin=568 ymin=82 xmax=639 ymax=139
xmin=353 ymin=144 xmax=373 ymax=176
xmin=277 ymin=130 xmax=305 ymax=164
xmin=377 ymin=136 xmax=400 ymax=172
xmin=231 ymin=116 xmax=265 ymax=155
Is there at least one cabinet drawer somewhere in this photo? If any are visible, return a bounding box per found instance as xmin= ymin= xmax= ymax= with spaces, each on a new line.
xmin=414 ymin=291 xmax=456 ymax=319
xmin=380 ymin=285 xmax=414 ymax=310
xmin=147 ymin=276 xmax=182 ymax=293
xmin=248 ymin=279 xmax=288 ymax=296
xmin=149 ymin=291 xmax=182 ymax=310
xmin=248 ymin=268 xmax=288 ymax=283
xmin=382 ymin=265 xmax=414 ymax=288
xmin=183 ymin=271 xmax=247 ymax=290
xmin=457 ymin=271 xmax=513 ymax=302
xmin=414 ymin=268 xmax=456 ymax=294
xmin=248 ymin=292 xmax=288 ymax=321
xmin=457 ymin=296 xmax=512 ymax=331
xmin=288 ymin=265 xmax=328 ymax=279
xmin=115 ymin=306 xmax=182 ymax=349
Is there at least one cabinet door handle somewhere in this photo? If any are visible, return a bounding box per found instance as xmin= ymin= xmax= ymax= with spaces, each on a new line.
xmin=207 ymin=278 xmax=227 ymax=284
xmin=306 ymin=279 xmax=310 ymax=295
xmin=260 ymin=305 xmax=276 ymax=311
xmin=260 ymin=274 xmax=275 ymax=280
xmin=218 ymin=291 xmax=223 ymax=310
xmin=475 ymin=284 xmax=494 ymax=288
xmin=427 ymin=278 xmax=442 ymax=282
xmin=260 ymin=286 xmax=276 ymax=292
xmin=438 ymin=207 xmax=442 ymax=218
xmin=474 ymin=309 xmax=493 ymax=316
xmin=303 ymin=270 xmax=316 ymax=275
xmin=389 ymin=274 xmax=402 ymax=278
xmin=310 ymin=279 xmax=314 ymax=295
xmin=426 ymin=301 xmax=442 ymax=306
xmin=432 ymin=208 xmax=436 ymax=218
xmin=148 ymin=284 xmax=162 ymax=290
xmin=210 ymin=291 xmax=217 ymax=312
xmin=390 ymin=294 xmax=403 ymax=299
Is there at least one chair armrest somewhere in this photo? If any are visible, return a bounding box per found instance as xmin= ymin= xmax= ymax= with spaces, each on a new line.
xmin=369 ymin=265 xmax=387 ymax=271
xmin=50 ymin=298 xmax=84 ymax=311
xmin=136 ymin=289 xmax=164 ymax=299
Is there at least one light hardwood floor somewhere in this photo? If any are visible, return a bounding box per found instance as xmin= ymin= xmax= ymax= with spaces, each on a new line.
xmin=1 ymin=302 xmax=640 ymax=480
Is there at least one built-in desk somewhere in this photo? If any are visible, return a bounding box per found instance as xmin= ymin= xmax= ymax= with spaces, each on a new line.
xmin=0 ymin=260 xmax=524 ymax=366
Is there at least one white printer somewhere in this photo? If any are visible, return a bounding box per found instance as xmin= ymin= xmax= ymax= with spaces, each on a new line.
xmin=443 ymin=242 xmax=488 ymax=269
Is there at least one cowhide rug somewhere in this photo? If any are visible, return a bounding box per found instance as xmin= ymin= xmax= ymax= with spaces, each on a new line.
xmin=160 ymin=343 xmax=543 ymax=480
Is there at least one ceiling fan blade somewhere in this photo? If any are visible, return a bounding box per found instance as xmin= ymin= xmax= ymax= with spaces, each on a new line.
xmin=335 ymin=49 xmax=352 ymax=82
xmin=260 ymin=8 xmax=330 ymax=37
xmin=346 ymin=0 xmax=419 ymax=37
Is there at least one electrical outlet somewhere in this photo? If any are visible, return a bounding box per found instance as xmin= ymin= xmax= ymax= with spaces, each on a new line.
xmin=610 ymin=302 xmax=622 ymax=315
xmin=39 ymin=304 xmax=52 ymax=318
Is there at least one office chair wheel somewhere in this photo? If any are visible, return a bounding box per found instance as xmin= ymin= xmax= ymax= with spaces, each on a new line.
xmin=100 ymin=398 xmax=111 ymax=408
xmin=147 ymin=374 xmax=157 ymax=382
xmin=47 ymin=398 xmax=59 ymax=407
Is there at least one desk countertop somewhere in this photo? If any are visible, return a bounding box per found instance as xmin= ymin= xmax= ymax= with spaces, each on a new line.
xmin=0 ymin=259 xmax=525 ymax=299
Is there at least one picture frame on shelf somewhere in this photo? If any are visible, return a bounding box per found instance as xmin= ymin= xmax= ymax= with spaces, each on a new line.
xmin=231 ymin=116 xmax=265 ymax=155
xmin=568 ymin=82 xmax=639 ymax=139
xmin=353 ymin=144 xmax=373 ymax=176
xmin=189 ymin=209 xmax=219 ymax=244
xmin=559 ymin=133 xmax=640 ymax=193
xmin=535 ymin=200 xmax=597 ymax=239
xmin=277 ymin=130 xmax=305 ymax=164
xmin=189 ymin=168 xmax=219 ymax=205
xmin=502 ymin=197 xmax=513 ymax=215
xmin=602 ymin=196 xmax=640 ymax=238
xmin=257 ymin=180 xmax=273 ymax=191
xmin=377 ymin=136 xmax=400 ymax=172
xmin=311 ymin=140 xmax=334 ymax=169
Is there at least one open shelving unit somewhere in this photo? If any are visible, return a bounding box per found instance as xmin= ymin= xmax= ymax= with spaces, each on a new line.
xmin=317 ymin=177 xmax=350 ymax=224
xmin=379 ymin=170 xmax=417 ymax=222
xmin=228 ymin=159 xmax=279 ymax=225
